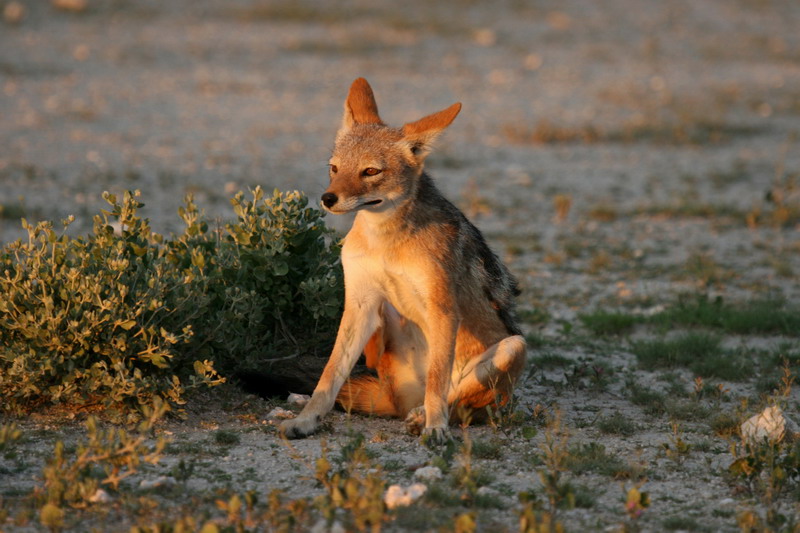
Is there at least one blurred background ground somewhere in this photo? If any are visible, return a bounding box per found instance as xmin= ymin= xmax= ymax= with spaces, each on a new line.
xmin=3 ymin=0 xmax=800 ymax=326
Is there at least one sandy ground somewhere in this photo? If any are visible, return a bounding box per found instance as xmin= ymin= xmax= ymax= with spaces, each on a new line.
xmin=1 ymin=0 xmax=800 ymax=531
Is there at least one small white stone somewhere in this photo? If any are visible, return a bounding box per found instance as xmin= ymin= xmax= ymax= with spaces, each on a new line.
xmin=139 ymin=476 xmax=176 ymax=490
xmin=414 ymin=466 xmax=443 ymax=481
xmin=384 ymin=485 xmax=407 ymax=509
xmin=266 ymin=407 xmax=294 ymax=422
xmin=287 ymin=392 xmax=311 ymax=406
xmin=310 ymin=519 xmax=345 ymax=533
xmin=406 ymin=483 xmax=428 ymax=500
xmin=741 ymin=406 xmax=786 ymax=444
xmin=476 ymin=486 xmax=497 ymax=497
xmin=384 ymin=483 xmax=428 ymax=509
xmin=89 ymin=488 xmax=111 ymax=503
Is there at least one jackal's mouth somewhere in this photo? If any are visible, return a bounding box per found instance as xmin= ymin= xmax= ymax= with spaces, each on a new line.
xmin=327 ymin=198 xmax=383 ymax=214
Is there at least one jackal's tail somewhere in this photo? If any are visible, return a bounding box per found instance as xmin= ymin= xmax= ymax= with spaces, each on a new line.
xmin=336 ymin=375 xmax=398 ymax=416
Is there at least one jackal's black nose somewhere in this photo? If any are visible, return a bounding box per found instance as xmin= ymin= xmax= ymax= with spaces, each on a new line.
xmin=321 ymin=192 xmax=338 ymax=208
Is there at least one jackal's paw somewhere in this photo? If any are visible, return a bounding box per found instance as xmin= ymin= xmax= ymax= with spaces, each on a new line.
xmin=404 ymin=406 xmax=426 ymax=436
xmin=421 ymin=426 xmax=453 ymax=447
xmin=279 ymin=414 xmax=321 ymax=439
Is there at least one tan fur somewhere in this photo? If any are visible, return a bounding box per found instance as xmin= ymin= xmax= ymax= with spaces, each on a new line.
xmin=280 ymin=78 xmax=526 ymax=442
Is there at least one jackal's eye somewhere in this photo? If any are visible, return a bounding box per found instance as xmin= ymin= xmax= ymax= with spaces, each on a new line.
xmin=363 ymin=167 xmax=381 ymax=177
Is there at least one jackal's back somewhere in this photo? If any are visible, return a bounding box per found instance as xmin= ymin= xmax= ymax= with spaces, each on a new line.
xmin=406 ymin=174 xmax=522 ymax=337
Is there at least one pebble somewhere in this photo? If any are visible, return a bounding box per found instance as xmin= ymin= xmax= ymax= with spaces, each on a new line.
xmin=384 ymin=483 xmax=427 ymax=509
xmin=287 ymin=393 xmax=310 ymax=406
xmin=89 ymin=488 xmax=111 ymax=503
xmin=265 ymin=407 xmax=294 ymax=423
xmin=139 ymin=476 xmax=176 ymax=489
xmin=413 ymin=466 xmax=443 ymax=481
xmin=741 ymin=405 xmax=790 ymax=444
xmin=310 ymin=519 xmax=345 ymax=533
xmin=477 ymin=486 xmax=498 ymax=497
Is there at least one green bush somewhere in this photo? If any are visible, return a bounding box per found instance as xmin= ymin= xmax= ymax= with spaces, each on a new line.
xmin=0 ymin=187 xmax=343 ymax=415
xmin=174 ymin=187 xmax=343 ymax=376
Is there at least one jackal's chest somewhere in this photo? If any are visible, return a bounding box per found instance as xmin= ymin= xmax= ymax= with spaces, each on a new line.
xmin=342 ymin=248 xmax=428 ymax=326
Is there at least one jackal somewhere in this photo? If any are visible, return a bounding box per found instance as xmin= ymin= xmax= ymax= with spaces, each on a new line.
xmin=280 ymin=78 xmax=526 ymax=442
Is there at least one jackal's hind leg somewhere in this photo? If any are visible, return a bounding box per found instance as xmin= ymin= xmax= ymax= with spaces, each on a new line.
xmin=448 ymin=335 xmax=526 ymax=423
xmin=403 ymin=335 xmax=526 ymax=435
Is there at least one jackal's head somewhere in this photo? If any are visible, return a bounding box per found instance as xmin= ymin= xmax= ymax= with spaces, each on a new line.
xmin=321 ymin=78 xmax=461 ymax=215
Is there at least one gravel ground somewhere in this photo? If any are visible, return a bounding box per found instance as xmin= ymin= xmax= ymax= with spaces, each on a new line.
xmin=1 ymin=0 xmax=799 ymax=531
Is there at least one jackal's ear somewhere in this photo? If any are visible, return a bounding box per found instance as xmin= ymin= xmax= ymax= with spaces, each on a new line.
xmin=342 ymin=77 xmax=383 ymax=130
xmin=401 ymin=102 xmax=461 ymax=159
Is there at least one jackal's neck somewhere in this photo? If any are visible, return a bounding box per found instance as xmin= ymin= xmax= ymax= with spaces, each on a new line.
xmin=352 ymin=172 xmax=444 ymax=241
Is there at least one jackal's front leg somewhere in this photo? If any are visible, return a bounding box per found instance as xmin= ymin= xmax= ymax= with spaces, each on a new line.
xmin=420 ymin=312 xmax=458 ymax=444
xmin=280 ymin=299 xmax=380 ymax=439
